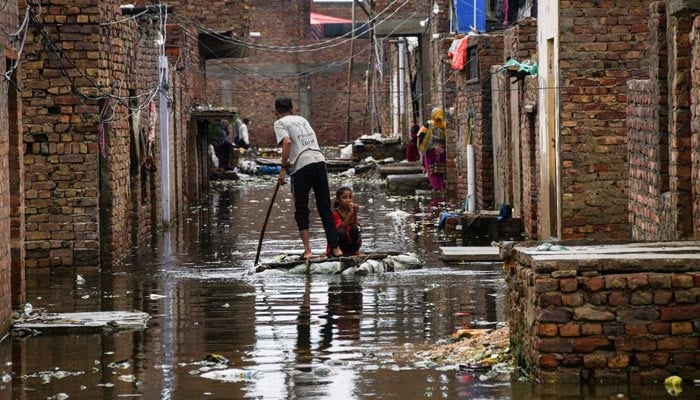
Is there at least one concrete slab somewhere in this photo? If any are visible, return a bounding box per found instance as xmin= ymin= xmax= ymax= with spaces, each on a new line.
xmin=13 ymin=311 xmax=151 ymax=331
xmin=440 ymin=246 xmax=502 ymax=262
xmin=512 ymin=241 xmax=700 ymax=272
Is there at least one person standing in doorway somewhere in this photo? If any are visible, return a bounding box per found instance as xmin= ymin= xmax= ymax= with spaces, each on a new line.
xmin=418 ymin=107 xmax=447 ymax=191
xmin=405 ymin=124 xmax=420 ymax=162
xmin=274 ymin=96 xmax=343 ymax=260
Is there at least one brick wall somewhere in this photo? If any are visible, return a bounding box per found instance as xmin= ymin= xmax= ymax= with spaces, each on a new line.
xmin=522 ymin=76 xmax=539 ymax=240
xmin=164 ymin=0 xmax=249 ymax=35
xmin=558 ymin=0 xmax=652 ymax=239
xmin=628 ymin=1 xmax=700 ymax=241
xmin=693 ymin=15 xmax=700 ymax=238
xmin=20 ymin=1 xmax=201 ymax=268
xmin=447 ymin=35 xmax=502 ymax=210
xmin=628 ymin=80 xmax=666 ymax=240
xmin=2 ymin=1 xmax=23 ymax=327
xmin=0 ymin=6 xmax=16 ymax=330
xmin=21 ymin=2 xmax=103 ymax=267
xmin=201 ymin=0 xmax=369 ymax=147
xmin=507 ymin=243 xmax=700 ymax=383
xmin=667 ymin=8 xmax=694 ymax=239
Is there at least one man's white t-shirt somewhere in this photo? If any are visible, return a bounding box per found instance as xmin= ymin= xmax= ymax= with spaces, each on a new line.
xmin=274 ymin=115 xmax=325 ymax=174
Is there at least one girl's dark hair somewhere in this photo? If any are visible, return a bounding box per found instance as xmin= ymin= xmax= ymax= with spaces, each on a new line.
xmin=333 ymin=186 xmax=352 ymax=208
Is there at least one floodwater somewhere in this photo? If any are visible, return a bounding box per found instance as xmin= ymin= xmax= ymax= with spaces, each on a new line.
xmin=2 ymin=175 xmax=697 ymax=399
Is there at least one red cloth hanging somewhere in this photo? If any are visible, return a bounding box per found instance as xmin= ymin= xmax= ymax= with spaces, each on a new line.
xmin=451 ymin=37 xmax=469 ymax=71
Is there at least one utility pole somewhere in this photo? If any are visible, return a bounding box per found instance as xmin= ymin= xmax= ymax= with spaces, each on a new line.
xmin=356 ymin=0 xmax=376 ymax=135
xmin=344 ymin=0 xmax=356 ymax=143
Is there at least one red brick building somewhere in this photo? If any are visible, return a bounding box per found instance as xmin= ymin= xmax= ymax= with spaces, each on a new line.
xmin=199 ymin=0 xmax=371 ymax=147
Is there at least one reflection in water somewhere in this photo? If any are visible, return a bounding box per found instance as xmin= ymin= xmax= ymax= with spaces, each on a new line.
xmin=5 ymin=179 xmax=694 ymax=399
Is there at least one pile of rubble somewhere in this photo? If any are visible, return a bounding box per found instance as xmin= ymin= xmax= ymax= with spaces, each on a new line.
xmin=397 ymin=324 xmax=515 ymax=381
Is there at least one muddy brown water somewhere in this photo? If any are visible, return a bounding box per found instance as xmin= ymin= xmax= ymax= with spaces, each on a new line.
xmin=3 ymin=176 xmax=697 ymax=399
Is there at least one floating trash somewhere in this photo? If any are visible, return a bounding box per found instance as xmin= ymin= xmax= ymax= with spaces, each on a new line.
xmin=118 ymin=374 xmax=136 ymax=383
xmin=204 ymin=354 xmax=228 ymax=365
xmin=108 ymin=360 xmax=131 ymax=370
xmin=665 ymin=375 xmax=683 ymax=396
xmin=387 ymin=209 xmax=410 ymax=219
xmin=199 ymin=368 xmax=261 ymax=383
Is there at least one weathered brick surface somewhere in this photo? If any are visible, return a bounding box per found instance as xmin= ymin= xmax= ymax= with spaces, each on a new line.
xmin=507 ymin=248 xmax=700 ymax=383
xmin=556 ymin=0 xmax=653 ymax=239
xmin=2 ymin=1 xmax=24 ymax=331
xmin=629 ymin=1 xmax=700 ymax=240
xmin=19 ymin=1 xmax=203 ymax=269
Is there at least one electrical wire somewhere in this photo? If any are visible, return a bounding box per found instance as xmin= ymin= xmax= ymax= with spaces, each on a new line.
xmin=169 ymin=0 xmax=416 ymax=54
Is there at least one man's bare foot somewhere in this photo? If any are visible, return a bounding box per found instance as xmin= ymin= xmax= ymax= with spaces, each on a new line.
xmin=303 ymin=252 xmax=314 ymax=260
xmin=331 ymin=248 xmax=343 ymax=257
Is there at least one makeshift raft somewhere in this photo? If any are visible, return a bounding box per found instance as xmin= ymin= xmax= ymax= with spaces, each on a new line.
xmin=254 ymin=252 xmax=422 ymax=275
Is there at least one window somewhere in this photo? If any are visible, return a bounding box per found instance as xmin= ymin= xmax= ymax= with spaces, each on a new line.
xmin=466 ymin=46 xmax=478 ymax=80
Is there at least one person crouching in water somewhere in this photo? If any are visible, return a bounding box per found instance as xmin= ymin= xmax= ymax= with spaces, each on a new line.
xmin=327 ymin=186 xmax=363 ymax=257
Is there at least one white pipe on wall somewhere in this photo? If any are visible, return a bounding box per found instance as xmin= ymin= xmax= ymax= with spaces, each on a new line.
xmin=467 ymin=144 xmax=476 ymax=213
xmin=391 ymin=62 xmax=398 ymax=136
xmin=159 ymin=55 xmax=171 ymax=226
xmin=398 ymin=39 xmax=406 ymax=133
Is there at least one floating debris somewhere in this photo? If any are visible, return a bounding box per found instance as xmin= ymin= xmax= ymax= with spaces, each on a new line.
xmin=199 ymin=368 xmax=261 ymax=383
xmin=204 ymin=354 xmax=228 ymax=365
xmin=665 ymin=375 xmax=683 ymax=397
xmin=12 ymin=311 xmax=151 ymax=331
xmin=118 ymin=374 xmax=136 ymax=383
xmin=108 ymin=360 xmax=131 ymax=370
xmin=394 ymin=325 xmax=512 ymax=381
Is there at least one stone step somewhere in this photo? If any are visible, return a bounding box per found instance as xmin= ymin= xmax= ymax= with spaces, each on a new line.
xmin=439 ymin=246 xmax=502 ymax=262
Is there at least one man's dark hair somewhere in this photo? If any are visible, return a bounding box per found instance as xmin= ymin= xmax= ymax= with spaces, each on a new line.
xmin=243 ymin=118 xmax=249 ymax=124
xmin=275 ymin=96 xmax=293 ymax=113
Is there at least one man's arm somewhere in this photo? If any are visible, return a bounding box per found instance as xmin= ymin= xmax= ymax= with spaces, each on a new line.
xmin=277 ymin=136 xmax=292 ymax=184
xmin=280 ymin=136 xmax=292 ymax=167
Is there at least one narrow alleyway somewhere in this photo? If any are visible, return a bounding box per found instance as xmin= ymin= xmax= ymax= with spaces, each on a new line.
xmin=5 ymin=177 xmax=511 ymax=399
xmin=3 ymin=177 xmax=693 ymax=399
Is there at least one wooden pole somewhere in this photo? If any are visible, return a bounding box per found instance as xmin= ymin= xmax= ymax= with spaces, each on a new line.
xmin=254 ymin=181 xmax=281 ymax=266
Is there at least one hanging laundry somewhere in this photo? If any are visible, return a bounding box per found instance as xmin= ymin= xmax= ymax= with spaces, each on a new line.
xmin=451 ymin=36 xmax=469 ymax=71
xmin=447 ymin=38 xmax=461 ymax=58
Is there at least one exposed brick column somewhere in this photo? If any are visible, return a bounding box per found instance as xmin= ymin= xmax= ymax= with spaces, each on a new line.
xmin=692 ymin=16 xmax=700 ymax=238
xmin=667 ymin=10 xmax=694 ymax=238
xmin=627 ymin=80 xmax=663 ymax=240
